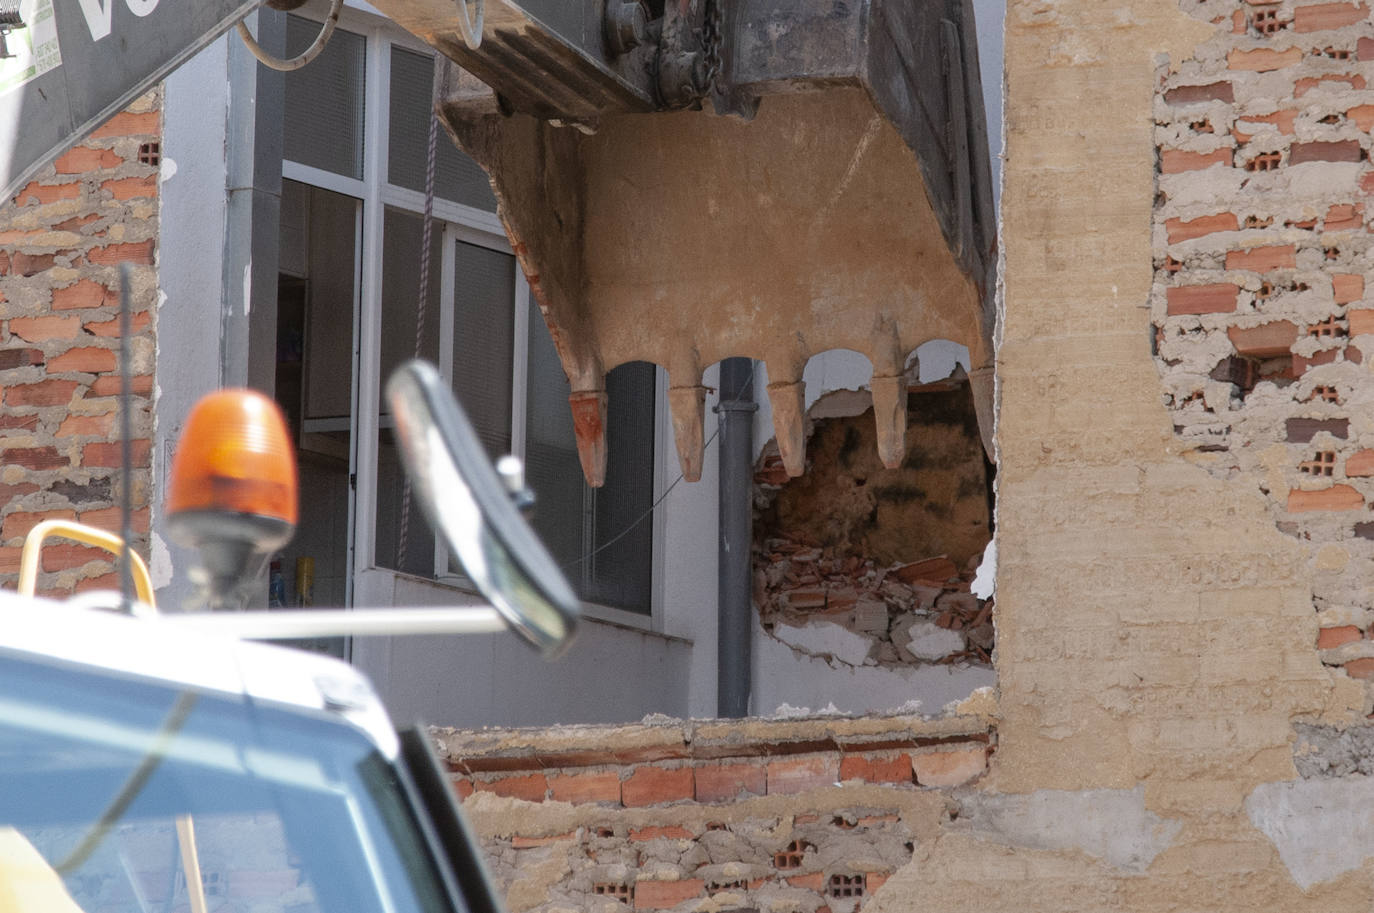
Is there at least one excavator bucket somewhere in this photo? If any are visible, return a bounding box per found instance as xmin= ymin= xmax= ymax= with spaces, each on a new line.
xmin=367 ymin=0 xmax=996 ymax=485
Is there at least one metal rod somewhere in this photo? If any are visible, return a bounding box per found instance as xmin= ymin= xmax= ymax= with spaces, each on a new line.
xmin=118 ymin=263 xmax=135 ymax=615
xmin=158 ymin=606 xmax=508 ymax=639
xmin=716 ymin=357 xmax=756 ymax=718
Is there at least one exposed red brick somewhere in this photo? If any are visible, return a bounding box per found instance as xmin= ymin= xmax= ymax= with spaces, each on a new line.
xmin=634 ymin=879 xmax=705 ymax=910
xmin=1293 ymin=348 xmax=1340 ymax=375
xmin=1286 ymin=417 xmax=1349 ymax=442
xmin=1161 ymin=148 xmax=1233 ymax=173
xmin=1288 ymin=484 xmax=1364 ymax=512
xmin=48 ymin=347 xmax=116 ymax=374
xmin=0 ymin=483 xmax=37 ymax=503
xmin=1362 ymin=35 xmax=1374 ymax=60
xmin=1228 ymin=47 xmax=1304 ymax=71
xmin=10 ymin=251 xmax=58 ymax=276
xmin=630 ymin=825 xmax=694 ymax=841
xmin=52 ymin=213 xmax=100 ymax=233
xmin=1346 ymin=657 xmax=1374 ymax=679
xmin=1296 ymin=73 xmax=1367 ymax=96
xmin=52 ymin=279 xmax=115 ymax=310
xmin=89 ymin=110 xmax=160 ymax=139
xmin=1334 ymin=274 xmax=1365 ymax=304
xmin=1227 ymin=321 xmax=1297 ymax=358
xmin=453 ymin=778 xmax=474 ymax=801
xmin=1225 ymin=244 xmax=1296 ymax=273
xmin=473 ymin=773 xmax=547 ymax=802
xmin=1242 ymin=109 xmax=1298 ymax=135
xmin=79 ymin=506 xmax=150 ymax=534
xmin=1294 ymin=1 xmax=1369 ymax=32
xmin=82 ymin=439 xmax=151 ymax=468
xmin=2 ymin=509 xmax=77 ymax=541
xmin=1346 ymin=309 xmax=1374 ymax=336
xmin=839 ymin=753 xmax=913 ymax=785
xmin=85 ymin=239 xmax=154 ymax=266
xmin=1289 ymin=140 xmax=1364 ymax=165
xmin=1318 ymin=625 xmax=1363 ymax=649
xmin=0 ymin=348 xmax=44 ymax=370
xmin=1326 ymin=204 xmax=1365 ymax=231
xmin=0 ymin=547 xmax=21 ymax=574
xmin=54 ymin=146 xmax=121 ymax=173
xmin=1347 ymin=450 xmax=1374 ymax=477
xmin=13 ymin=180 xmax=81 ymax=206
xmin=1164 ymin=82 xmax=1235 ymax=105
xmin=90 ymin=374 xmax=153 ymax=396
xmin=912 ymin=747 xmax=988 ymax=787
xmin=9 ymin=315 xmax=81 ymax=342
xmin=767 ymin=755 xmax=840 ymax=796
xmin=101 ymin=176 xmax=157 ymax=201
xmin=0 ymin=415 xmax=39 ymax=433
xmin=56 ymin=413 xmax=115 ymax=438
xmin=1166 ymin=284 xmax=1239 ymax=316
xmin=41 ymin=543 xmax=112 ymax=572
xmin=6 ymin=379 xmax=79 ymax=407
xmin=785 ymin=873 xmax=827 ymax=892
xmin=1165 ymin=212 xmax=1238 ymax=243
xmin=548 ymin=770 xmax=622 ymax=804
xmin=73 ymin=572 xmax=121 ymax=594
xmin=85 ymin=311 xmax=151 ymax=338
xmin=694 ymin=761 xmax=767 ymax=803
xmin=622 ymin=765 xmax=694 ymax=807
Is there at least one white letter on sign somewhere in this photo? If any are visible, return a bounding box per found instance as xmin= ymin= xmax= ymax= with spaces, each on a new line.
xmin=76 ymin=0 xmax=113 ymax=40
xmin=125 ymin=0 xmax=159 ymax=16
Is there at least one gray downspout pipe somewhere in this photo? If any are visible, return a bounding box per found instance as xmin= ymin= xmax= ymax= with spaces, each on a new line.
xmin=716 ymin=357 xmax=757 ymax=718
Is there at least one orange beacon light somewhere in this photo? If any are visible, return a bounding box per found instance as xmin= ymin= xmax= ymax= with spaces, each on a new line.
xmin=166 ymin=389 xmax=298 ymax=609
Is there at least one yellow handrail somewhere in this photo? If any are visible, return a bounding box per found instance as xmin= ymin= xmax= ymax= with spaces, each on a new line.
xmin=18 ymin=519 xmax=155 ymax=608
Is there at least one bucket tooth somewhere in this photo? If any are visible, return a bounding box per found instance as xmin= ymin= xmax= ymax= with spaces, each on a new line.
xmin=767 ymin=380 xmax=807 ymax=477
xmin=668 ymin=385 xmax=707 ymax=482
xmin=870 ymin=374 xmax=907 ymax=469
xmin=568 ymin=390 xmax=608 ymax=487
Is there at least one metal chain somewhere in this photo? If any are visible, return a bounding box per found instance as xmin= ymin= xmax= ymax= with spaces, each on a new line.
xmin=700 ymin=0 xmax=723 ymax=94
xmin=396 ymin=56 xmax=443 ymax=571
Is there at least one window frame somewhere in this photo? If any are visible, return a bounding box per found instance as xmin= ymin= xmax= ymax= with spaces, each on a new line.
xmin=282 ymin=2 xmax=664 ymax=630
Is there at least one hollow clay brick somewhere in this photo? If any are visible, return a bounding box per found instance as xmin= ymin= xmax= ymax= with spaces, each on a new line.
xmin=1294 ymin=1 xmax=1369 ymax=32
xmin=1166 ymin=284 xmax=1239 ymax=316
xmin=101 ymin=176 xmax=157 ymax=201
xmin=2 ymin=509 xmax=77 ymax=541
xmin=622 ymin=765 xmax=693 ymax=806
xmin=1161 ymin=148 xmax=1233 ymax=173
xmin=89 ymin=110 xmax=159 ymax=139
xmin=13 ymin=180 xmax=81 ymax=206
xmin=1334 ymin=274 xmax=1365 ymax=304
xmin=1289 ymin=140 xmax=1364 ymax=165
xmin=1166 ymin=212 xmax=1238 ymax=243
xmin=1286 ymin=417 xmax=1349 ymax=443
xmin=54 ymin=146 xmax=121 ymax=173
xmin=9 ymin=315 xmax=81 ymax=342
xmin=0 ymin=348 xmax=43 ymax=370
xmin=1349 ymin=309 xmax=1374 ymax=336
xmin=1318 ymin=626 xmax=1363 ymax=650
xmin=1287 ymin=484 xmax=1364 ymax=512
xmin=1296 ymin=73 xmax=1366 ymax=97
xmin=85 ymin=239 xmax=155 ymax=266
xmin=1228 ymin=47 xmax=1304 ymax=71
xmin=6 ymin=379 xmax=79 ymax=407
xmin=1227 ymin=321 xmax=1297 ymax=357
xmin=40 ymin=543 xmax=110 ymax=573
xmin=1225 ymin=244 xmax=1296 ymax=273
xmin=912 ymin=746 xmax=988 ymax=787
xmin=1347 ymin=450 xmax=1374 ymax=477
xmin=629 ymin=825 xmax=694 ymax=841
xmin=634 ymin=879 xmax=705 ymax=910
xmin=1345 ymin=657 xmax=1374 ymax=679
xmin=52 ymin=279 xmax=115 ymax=310
xmin=83 ymin=440 xmax=151 ymax=468
xmin=48 ymin=347 xmax=116 ymax=374
xmin=79 ymin=506 xmax=150 ymax=534
xmin=1164 ymin=82 xmax=1235 ymax=105
xmin=1363 ymin=36 xmax=1374 ymax=60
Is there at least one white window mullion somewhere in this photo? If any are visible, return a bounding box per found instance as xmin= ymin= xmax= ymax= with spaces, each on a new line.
xmin=351 ymin=27 xmax=391 ymax=582
xmin=434 ymin=224 xmax=457 ymax=577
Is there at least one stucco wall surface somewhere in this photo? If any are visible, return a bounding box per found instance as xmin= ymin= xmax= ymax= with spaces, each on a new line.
xmin=880 ymin=1 xmax=1372 ymax=909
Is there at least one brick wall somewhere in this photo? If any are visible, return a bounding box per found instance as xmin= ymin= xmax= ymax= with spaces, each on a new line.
xmin=1152 ymin=1 xmax=1374 ymax=709
xmin=435 ymin=714 xmax=992 ymax=913
xmin=0 ymin=93 xmax=159 ymax=595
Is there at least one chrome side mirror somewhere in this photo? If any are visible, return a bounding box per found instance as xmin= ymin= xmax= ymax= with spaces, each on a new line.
xmin=386 ymin=360 xmax=579 ymax=655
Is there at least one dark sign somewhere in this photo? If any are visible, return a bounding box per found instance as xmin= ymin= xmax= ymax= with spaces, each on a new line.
xmin=0 ymin=0 xmax=256 ymax=201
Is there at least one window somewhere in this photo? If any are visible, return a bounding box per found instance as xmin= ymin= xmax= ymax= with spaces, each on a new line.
xmin=276 ymin=13 xmax=657 ymax=617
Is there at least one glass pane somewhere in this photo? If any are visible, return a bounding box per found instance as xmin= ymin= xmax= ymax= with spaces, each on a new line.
xmin=283 ymin=16 xmax=366 ymax=180
xmin=452 ymin=241 xmax=514 ymax=459
xmin=388 ymin=46 xmax=498 ymax=212
xmin=524 ymin=303 xmax=655 ymax=612
xmin=375 ymin=208 xmax=442 ymax=576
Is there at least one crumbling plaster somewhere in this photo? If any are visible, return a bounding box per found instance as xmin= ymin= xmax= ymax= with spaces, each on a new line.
xmin=878 ymin=0 xmax=1371 ymax=908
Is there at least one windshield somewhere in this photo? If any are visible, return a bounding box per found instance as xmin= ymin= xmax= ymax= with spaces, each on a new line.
xmin=0 ymin=646 xmax=454 ymax=913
